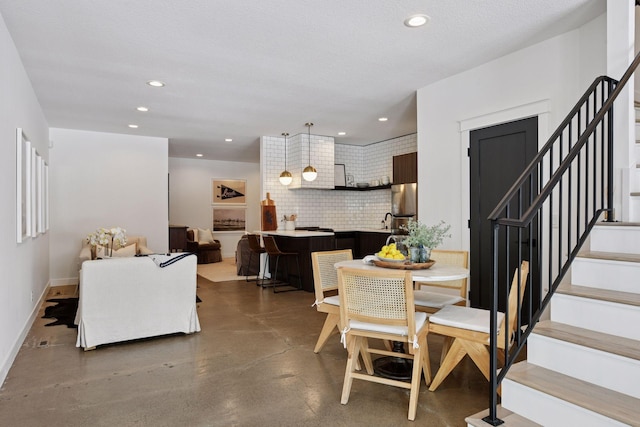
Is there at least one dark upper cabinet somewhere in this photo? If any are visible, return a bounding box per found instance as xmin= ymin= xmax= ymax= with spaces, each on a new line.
xmin=393 ymin=152 xmax=417 ymax=184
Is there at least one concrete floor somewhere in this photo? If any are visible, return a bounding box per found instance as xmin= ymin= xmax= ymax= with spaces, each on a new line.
xmin=0 ymin=277 xmax=492 ymax=427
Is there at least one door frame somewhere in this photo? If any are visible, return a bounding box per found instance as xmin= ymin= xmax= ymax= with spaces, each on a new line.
xmin=459 ymin=99 xmax=551 ymax=295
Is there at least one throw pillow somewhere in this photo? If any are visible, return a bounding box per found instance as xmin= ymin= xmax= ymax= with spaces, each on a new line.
xmin=112 ymin=243 xmax=137 ymax=257
xmin=198 ymin=228 xmax=215 ymax=244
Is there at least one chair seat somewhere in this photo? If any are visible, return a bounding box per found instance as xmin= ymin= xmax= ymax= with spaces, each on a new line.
xmin=322 ymin=295 xmax=340 ymax=306
xmin=428 ymin=305 xmax=504 ymax=334
xmin=413 ymin=290 xmax=464 ymax=308
xmin=350 ymin=312 xmax=428 ymax=336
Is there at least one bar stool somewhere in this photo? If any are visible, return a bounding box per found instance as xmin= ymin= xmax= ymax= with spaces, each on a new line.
xmin=261 ymin=235 xmax=302 ymax=293
xmin=245 ymin=234 xmax=266 ymax=283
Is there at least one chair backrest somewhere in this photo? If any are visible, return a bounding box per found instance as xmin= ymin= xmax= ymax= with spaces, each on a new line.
xmin=337 ymin=266 xmax=415 ymax=332
xmin=247 ymin=234 xmax=264 ymax=253
xmin=420 ymin=249 xmax=469 ymax=298
xmin=497 ymin=260 xmax=530 ymax=348
xmin=311 ymin=249 xmax=353 ymax=303
xmin=262 ymin=235 xmax=281 ymax=256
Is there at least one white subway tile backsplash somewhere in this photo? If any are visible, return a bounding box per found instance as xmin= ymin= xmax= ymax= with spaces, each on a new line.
xmin=261 ymin=133 xmax=416 ymax=230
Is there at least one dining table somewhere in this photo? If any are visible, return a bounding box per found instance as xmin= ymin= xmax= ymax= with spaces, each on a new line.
xmin=334 ymin=257 xmax=470 ymax=381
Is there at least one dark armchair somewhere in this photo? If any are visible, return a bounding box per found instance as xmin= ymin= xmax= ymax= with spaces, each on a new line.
xmin=186 ymin=229 xmax=222 ymax=264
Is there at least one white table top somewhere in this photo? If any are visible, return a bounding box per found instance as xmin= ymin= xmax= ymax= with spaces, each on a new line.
xmin=334 ymin=259 xmax=469 ymax=282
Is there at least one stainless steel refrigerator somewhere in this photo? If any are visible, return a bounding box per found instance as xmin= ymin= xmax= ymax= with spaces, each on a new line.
xmin=390 ymin=183 xmax=417 ymax=234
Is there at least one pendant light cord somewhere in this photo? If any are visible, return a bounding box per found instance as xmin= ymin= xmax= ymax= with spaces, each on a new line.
xmin=306 ymin=122 xmax=313 ymax=165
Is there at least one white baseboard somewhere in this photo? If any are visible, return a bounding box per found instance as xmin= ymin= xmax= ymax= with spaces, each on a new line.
xmin=50 ymin=277 xmax=79 ymax=286
xmin=0 ymin=283 xmax=50 ymax=387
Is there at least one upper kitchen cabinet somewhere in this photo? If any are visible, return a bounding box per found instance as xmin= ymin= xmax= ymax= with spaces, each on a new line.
xmin=289 ymin=133 xmax=335 ymax=190
xmin=393 ymin=152 xmax=417 ymax=184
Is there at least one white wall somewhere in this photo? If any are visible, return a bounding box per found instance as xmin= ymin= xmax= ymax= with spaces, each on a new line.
xmin=0 ymin=13 xmax=50 ymax=385
xmin=168 ymin=157 xmax=260 ymax=258
xmin=49 ymin=129 xmax=169 ymax=284
xmin=417 ymin=13 xmax=607 ymax=251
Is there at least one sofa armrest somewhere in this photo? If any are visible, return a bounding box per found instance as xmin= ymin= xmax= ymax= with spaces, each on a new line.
xmin=138 ymin=245 xmax=154 ymax=255
xmin=79 ymin=245 xmax=92 ymax=264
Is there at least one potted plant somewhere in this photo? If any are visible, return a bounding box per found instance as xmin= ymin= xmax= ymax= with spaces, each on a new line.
xmin=402 ymin=219 xmax=451 ymax=262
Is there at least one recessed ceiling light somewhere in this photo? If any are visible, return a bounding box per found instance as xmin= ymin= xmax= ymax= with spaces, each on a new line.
xmin=146 ymin=80 xmax=165 ymax=87
xmin=128 ymin=124 xmax=139 ymax=128
xmin=404 ymin=14 xmax=430 ymax=28
xmin=338 ymin=132 xmax=346 ymax=136
xmin=196 ymin=154 xmax=203 ymax=157
xmin=225 ymin=138 xmax=233 ymax=142
xmin=378 ymin=117 xmax=388 ymax=122
xmin=136 ymin=106 xmax=149 ymax=112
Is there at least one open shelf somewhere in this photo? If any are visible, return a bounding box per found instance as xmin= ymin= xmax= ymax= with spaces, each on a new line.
xmin=333 ymin=184 xmax=392 ymax=191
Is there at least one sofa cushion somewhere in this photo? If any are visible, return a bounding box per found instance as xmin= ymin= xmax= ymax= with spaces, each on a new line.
xmin=198 ymin=228 xmax=215 ymax=244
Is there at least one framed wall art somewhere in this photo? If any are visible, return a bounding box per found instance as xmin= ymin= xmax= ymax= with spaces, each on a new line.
xmin=212 ymin=179 xmax=246 ymax=205
xmin=212 ymin=207 xmax=246 ymax=232
xmin=16 ymin=128 xmax=31 ymax=243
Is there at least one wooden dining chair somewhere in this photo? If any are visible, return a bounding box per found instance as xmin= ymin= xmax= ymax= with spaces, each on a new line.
xmin=414 ymin=249 xmax=468 ymax=314
xmin=426 ymin=260 xmax=529 ymax=392
xmin=310 ymin=249 xmax=353 ymax=353
xmin=337 ymin=266 xmax=431 ymax=421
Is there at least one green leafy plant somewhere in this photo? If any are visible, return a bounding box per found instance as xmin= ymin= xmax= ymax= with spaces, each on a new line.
xmin=401 ymin=219 xmax=451 ymax=248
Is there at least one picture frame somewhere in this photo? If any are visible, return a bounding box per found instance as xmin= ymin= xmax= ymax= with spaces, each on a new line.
xmin=334 ymin=164 xmax=346 ymax=187
xmin=36 ymin=154 xmax=43 ymax=234
xmin=212 ymin=179 xmax=246 ymax=205
xmin=44 ymin=162 xmax=49 ymax=231
xmin=212 ymin=207 xmax=246 ymax=232
xmin=30 ymin=147 xmax=37 ymax=237
xmin=16 ymin=128 xmax=31 ymax=243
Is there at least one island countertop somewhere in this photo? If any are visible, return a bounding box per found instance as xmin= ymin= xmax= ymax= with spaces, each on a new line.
xmin=256 ymin=230 xmax=334 ymax=238
xmin=257 ymin=228 xmax=392 ymax=237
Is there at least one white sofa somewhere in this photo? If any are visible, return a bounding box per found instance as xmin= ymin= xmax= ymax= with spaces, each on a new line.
xmin=75 ymin=254 xmax=200 ymax=350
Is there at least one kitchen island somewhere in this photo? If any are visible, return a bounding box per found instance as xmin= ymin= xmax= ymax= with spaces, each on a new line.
xmin=258 ymin=229 xmax=391 ymax=292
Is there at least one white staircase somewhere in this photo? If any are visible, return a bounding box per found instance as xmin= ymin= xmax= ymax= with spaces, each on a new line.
xmin=466 ymin=223 xmax=640 ymax=427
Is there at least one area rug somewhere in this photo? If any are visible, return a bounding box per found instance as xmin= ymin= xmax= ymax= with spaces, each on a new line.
xmin=197 ymin=257 xmax=246 ymax=282
xmin=43 ymin=295 xmax=202 ymax=328
xmin=43 ymin=298 xmax=78 ymax=328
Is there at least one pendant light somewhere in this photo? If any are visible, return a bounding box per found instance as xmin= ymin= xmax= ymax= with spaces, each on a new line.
xmin=279 ymin=132 xmax=292 ymax=185
xmin=302 ymin=122 xmax=317 ymax=181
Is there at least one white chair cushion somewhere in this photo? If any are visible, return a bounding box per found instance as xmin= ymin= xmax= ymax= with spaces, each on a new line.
xmin=429 ymin=305 xmax=504 ymax=334
xmin=198 ymin=228 xmax=215 ymax=244
xmin=350 ymin=312 xmax=428 ymax=336
xmin=413 ymin=290 xmax=464 ymax=308
xmin=323 ymin=295 xmax=340 ymax=306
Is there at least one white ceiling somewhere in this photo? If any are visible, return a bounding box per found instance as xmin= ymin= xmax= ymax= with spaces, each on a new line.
xmin=0 ymin=0 xmax=605 ymax=163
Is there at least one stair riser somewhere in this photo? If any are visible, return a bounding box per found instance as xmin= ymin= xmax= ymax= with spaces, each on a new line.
xmin=590 ymin=225 xmax=640 ymax=254
xmin=502 ymin=379 xmax=628 ymax=427
xmin=551 ymin=294 xmax=640 ymax=340
xmin=571 ymin=258 xmax=640 ymax=293
xmin=528 ymin=334 xmax=640 ymax=399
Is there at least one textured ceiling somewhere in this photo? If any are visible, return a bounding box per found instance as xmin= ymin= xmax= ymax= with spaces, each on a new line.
xmin=0 ymin=0 xmax=605 ymax=163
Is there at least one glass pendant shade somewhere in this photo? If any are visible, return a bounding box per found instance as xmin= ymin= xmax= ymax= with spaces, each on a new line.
xmin=279 ymin=170 xmax=293 ymax=185
xmin=303 ymin=122 xmax=317 ymax=181
xmin=279 ymin=132 xmax=292 ymax=186
xmin=302 ymin=165 xmax=317 ymax=181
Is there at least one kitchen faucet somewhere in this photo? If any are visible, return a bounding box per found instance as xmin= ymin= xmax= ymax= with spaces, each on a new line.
xmin=383 ymin=212 xmax=392 ymax=229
